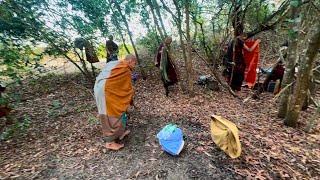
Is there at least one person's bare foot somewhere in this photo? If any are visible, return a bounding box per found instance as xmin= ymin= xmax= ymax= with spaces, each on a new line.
xmin=119 ymin=130 xmax=130 ymax=140
xmin=105 ymin=142 xmax=124 ymax=150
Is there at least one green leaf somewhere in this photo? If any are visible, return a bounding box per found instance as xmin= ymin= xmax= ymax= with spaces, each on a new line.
xmin=290 ymin=0 xmax=300 ymax=7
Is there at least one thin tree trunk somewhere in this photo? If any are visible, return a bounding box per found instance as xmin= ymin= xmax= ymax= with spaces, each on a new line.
xmin=167 ymin=0 xmax=187 ymax=91
xmin=278 ymin=3 xmax=301 ymax=118
xmin=211 ymin=19 xmax=215 ymax=39
xmin=193 ymin=21 xmax=198 ymax=43
xmin=285 ymin=22 xmax=320 ymax=127
xmin=197 ymin=21 xmax=212 ymax=60
xmin=113 ymin=18 xmax=131 ymax=54
xmin=153 ymin=0 xmax=167 ymax=37
xmin=63 ymin=54 xmax=86 ymax=76
xmin=109 ymin=7 xmax=131 ymax=56
xmin=177 ymin=22 xmax=187 ymax=91
xmin=185 ymin=0 xmax=194 ymax=96
xmin=146 ymin=0 xmax=164 ymax=40
xmin=74 ymin=48 xmax=92 ymax=79
xmin=113 ymin=1 xmax=146 ymax=78
xmin=302 ymin=78 xmax=316 ymax=110
xmin=305 ymin=104 xmax=319 ymax=132
xmin=153 ymin=26 xmax=161 ymax=43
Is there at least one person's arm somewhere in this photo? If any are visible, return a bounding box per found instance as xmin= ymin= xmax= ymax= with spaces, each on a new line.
xmin=244 ymin=39 xmax=261 ymax=52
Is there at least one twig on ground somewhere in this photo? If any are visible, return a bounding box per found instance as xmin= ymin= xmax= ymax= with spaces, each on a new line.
xmin=273 ymin=81 xmax=295 ymax=100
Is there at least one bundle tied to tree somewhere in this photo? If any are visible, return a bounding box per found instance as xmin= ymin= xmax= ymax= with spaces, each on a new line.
xmin=74 ymin=38 xmax=99 ymax=63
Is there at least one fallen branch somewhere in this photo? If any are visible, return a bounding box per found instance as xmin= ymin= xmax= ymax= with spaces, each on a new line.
xmin=312 ymin=64 xmax=320 ymax=71
xmin=273 ymin=81 xmax=295 ymax=100
xmin=192 ymin=47 xmax=238 ymax=97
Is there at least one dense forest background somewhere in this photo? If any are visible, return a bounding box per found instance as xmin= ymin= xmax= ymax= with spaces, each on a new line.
xmin=0 ymin=0 xmax=319 ymax=179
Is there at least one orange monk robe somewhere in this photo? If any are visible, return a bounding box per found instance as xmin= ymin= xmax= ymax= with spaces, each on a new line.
xmin=243 ymin=40 xmax=260 ymax=88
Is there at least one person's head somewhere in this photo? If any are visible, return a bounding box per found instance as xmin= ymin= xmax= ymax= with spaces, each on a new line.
xmin=164 ymin=36 xmax=172 ymax=45
xmin=124 ymin=54 xmax=137 ymax=69
xmin=108 ymin=35 xmax=114 ymax=41
xmin=238 ymin=32 xmax=248 ymax=40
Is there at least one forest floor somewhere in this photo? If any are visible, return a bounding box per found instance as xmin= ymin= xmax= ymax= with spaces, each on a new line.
xmin=0 ymin=56 xmax=319 ymax=179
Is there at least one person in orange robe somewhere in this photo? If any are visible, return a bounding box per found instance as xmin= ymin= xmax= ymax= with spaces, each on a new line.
xmin=94 ymin=54 xmax=136 ymax=150
xmin=243 ymin=39 xmax=261 ymax=88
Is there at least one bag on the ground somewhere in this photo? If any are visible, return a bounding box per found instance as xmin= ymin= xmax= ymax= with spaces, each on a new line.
xmin=157 ymin=124 xmax=185 ymax=156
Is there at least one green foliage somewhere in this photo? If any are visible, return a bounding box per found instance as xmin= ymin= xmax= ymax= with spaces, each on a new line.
xmin=244 ymin=1 xmax=272 ymax=31
xmin=96 ymin=43 xmax=134 ymax=60
xmin=47 ymin=100 xmax=62 ymax=118
xmin=136 ymin=30 xmax=159 ymax=54
xmin=0 ymin=115 xmax=31 ymax=141
xmin=97 ymin=44 xmax=107 ymax=59
xmin=119 ymin=44 xmax=134 ymax=58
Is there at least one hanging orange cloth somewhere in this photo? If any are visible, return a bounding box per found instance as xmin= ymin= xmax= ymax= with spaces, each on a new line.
xmin=243 ymin=39 xmax=260 ymax=88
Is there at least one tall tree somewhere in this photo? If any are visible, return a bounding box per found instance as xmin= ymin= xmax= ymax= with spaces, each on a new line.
xmin=152 ymin=0 xmax=167 ymax=37
xmin=185 ymin=0 xmax=194 ymax=95
xmin=278 ymin=0 xmax=302 ymax=118
xmin=285 ymin=22 xmax=320 ymax=127
xmin=146 ymin=0 xmax=164 ymax=40
xmin=110 ymin=0 xmax=146 ymax=78
xmin=160 ymin=0 xmax=188 ymax=92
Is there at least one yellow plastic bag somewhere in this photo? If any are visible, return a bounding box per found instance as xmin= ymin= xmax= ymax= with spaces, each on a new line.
xmin=210 ymin=115 xmax=241 ymax=158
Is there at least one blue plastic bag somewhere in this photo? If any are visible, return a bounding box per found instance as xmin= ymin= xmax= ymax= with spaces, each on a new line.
xmin=157 ymin=124 xmax=185 ymax=156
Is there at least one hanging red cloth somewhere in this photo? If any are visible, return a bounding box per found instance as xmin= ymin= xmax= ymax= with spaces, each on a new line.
xmin=243 ymin=39 xmax=260 ymax=88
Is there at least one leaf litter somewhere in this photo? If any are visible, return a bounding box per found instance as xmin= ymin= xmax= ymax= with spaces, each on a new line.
xmin=0 ymin=58 xmax=319 ymax=179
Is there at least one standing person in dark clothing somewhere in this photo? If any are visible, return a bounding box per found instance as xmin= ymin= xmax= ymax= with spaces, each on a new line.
xmin=155 ymin=37 xmax=179 ymax=96
xmin=223 ymin=34 xmax=260 ymax=91
xmin=106 ymin=35 xmax=119 ymax=63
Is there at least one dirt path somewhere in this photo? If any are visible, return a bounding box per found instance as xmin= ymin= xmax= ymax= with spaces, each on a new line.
xmin=0 ymin=67 xmax=319 ymax=179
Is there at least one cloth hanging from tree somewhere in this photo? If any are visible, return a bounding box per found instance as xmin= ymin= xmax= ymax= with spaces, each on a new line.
xmin=243 ymin=39 xmax=260 ymax=88
xmin=156 ymin=43 xmax=178 ymax=85
xmin=74 ymin=38 xmax=99 ymax=63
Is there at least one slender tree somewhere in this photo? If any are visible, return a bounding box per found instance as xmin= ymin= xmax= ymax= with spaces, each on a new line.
xmin=285 ymin=22 xmax=320 ymax=127
xmin=185 ymin=0 xmax=194 ymax=95
xmin=111 ymin=0 xmax=146 ymax=78
xmin=278 ymin=0 xmax=302 ymax=118
xmin=152 ymin=0 xmax=167 ymax=37
xmin=146 ymin=0 xmax=164 ymax=40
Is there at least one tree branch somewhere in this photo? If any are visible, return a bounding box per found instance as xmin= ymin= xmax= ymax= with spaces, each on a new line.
xmin=192 ymin=47 xmax=238 ymax=97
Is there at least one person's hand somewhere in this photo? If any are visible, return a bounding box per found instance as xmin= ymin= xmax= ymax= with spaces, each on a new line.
xmin=257 ymin=39 xmax=261 ymax=43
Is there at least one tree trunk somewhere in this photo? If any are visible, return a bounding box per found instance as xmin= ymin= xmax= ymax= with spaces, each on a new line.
xmin=115 ymin=23 xmax=130 ymax=54
xmin=302 ymin=78 xmax=316 ymax=110
xmin=113 ymin=1 xmax=146 ymax=78
xmin=305 ymin=104 xmax=319 ymax=133
xmin=193 ymin=21 xmax=198 ymax=43
xmin=171 ymin=0 xmax=187 ymax=92
xmin=74 ymin=48 xmax=92 ymax=79
xmin=110 ymin=10 xmax=131 ymax=55
xmin=197 ymin=22 xmax=212 ymax=60
xmin=285 ymin=22 xmax=320 ymax=127
xmin=146 ymin=0 xmax=164 ymax=40
xmin=185 ymin=0 xmax=194 ymax=96
xmin=278 ymin=3 xmax=301 ymax=118
xmin=152 ymin=0 xmax=167 ymax=37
